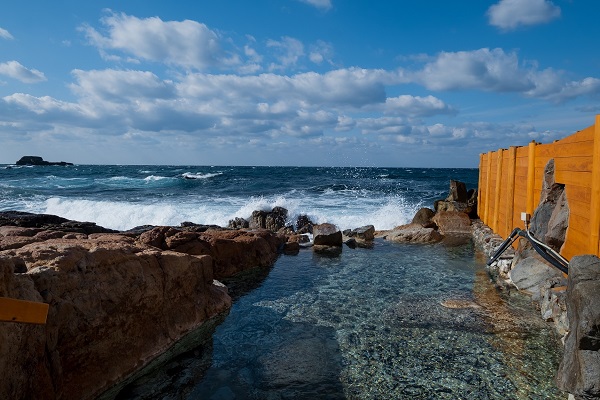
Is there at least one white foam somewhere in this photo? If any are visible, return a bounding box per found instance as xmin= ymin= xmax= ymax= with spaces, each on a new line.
xmin=181 ymin=172 xmax=223 ymax=180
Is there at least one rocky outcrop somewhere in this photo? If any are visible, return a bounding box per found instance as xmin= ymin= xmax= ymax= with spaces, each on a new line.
xmin=0 ymin=211 xmax=116 ymax=234
xmin=411 ymin=208 xmax=436 ymax=228
xmin=0 ymin=233 xmax=231 ymax=400
xmin=249 ymin=207 xmax=289 ymax=232
xmin=557 ymin=255 xmax=600 ymax=398
xmin=15 ymin=156 xmax=73 ymax=166
xmin=137 ymin=226 xmax=284 ymax=279
xmin=434 ymin=180 xmax=478 ymax=218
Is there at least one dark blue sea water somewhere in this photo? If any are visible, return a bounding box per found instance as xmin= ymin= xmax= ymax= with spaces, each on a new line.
xmin=0 ymin=165 xmax=563 ymax=399
xmin=0 ymin=165 xmax=478 ymax=231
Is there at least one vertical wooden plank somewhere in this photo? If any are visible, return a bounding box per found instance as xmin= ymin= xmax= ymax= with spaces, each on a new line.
xmin=478 ymin=153 xmax=484 ymax=220
xmin=590 ymin=115 xmax=600 ymax=255
xmin=485 ymin=150 xmax=493 ymax=225
xmin=527 ymin=141 xmax=536 ymax=216
xmin=506 ymin=146 xmax=517 ymax=235
xmin=493 ymin=149 xmax=504 ymax=232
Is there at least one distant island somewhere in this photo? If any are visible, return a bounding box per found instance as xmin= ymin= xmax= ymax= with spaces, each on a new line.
xmin=15 ymin=156 xmax=73 ymax=166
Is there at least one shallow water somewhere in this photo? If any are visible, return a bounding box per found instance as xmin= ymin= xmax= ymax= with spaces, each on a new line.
xmin=118 ymin=239 xmax=564 ymax=400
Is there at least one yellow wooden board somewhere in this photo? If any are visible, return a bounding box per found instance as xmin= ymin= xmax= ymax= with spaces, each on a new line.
xmin=0 ymin=297 xmax=49 ymax=325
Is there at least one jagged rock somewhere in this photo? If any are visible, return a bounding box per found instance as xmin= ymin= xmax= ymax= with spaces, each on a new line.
xmin=383 ymin=224 xmax=443 ymax=244
xmin=545 ymin=189 xmax=569 ymax=251
xmin=431 ymin=211 xmax=472 ymax=235
xmin=0 ymin=234 xmax=231 ymax=400
xmin=283 ymin=241 xmax=300 ymax=255
xmin=296 ymin=215 xmax=314 ymax=234
xmin=557 ymin=255 xmax=600 ymax=398
xmin=313 ymin=223 xmax=342 ymax=247
xmin=227 ymin=217 xmax=249 ymax=229
xmin=249 ymin=207 xmax=288 ymax=232
xmin=446 ymin=180 xmax=468 ymax=203
xmin=15 ymin=156 xmax=73 ymax=166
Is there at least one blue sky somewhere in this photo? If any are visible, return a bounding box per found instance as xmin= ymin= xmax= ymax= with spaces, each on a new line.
xmin=1 ymin=0 xmax=599 ymax=167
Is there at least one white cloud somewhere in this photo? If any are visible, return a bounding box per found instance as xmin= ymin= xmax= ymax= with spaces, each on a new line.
xmin=297 ymin=0 xmax=332 ymax=11
xmin=309 ymin=40 xmax=334 ymax=65
xmin=0 ymin=61 xmax=46 ymax=83
xmin=487 ymin=0 xmax=561 ymax=30
xmin=266 ymin=37 xmax=305 ymax=70
xmin=81 ymin=11 xmax=228 ymax=70
xmin=414 ymin=48 xmax=532 ymax=92
xmin=409 ymin=48 xmax=600 ymax=103
xmin=384 ymin=95 xmax=455 ymax=117
xmin=0 ymin=27 xmax=13 ymax=40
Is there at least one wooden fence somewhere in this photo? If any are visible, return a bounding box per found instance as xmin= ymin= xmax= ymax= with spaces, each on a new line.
xmin=478 ymin=115 xmax=600 ymax=260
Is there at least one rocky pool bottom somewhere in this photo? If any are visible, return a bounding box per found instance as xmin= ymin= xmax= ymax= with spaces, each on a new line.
xmin=115 ymin=239 xmax=564 ymax=399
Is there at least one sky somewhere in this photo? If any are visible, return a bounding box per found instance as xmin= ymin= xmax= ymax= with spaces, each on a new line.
xmin=1 ymin=0 xmax=599 ymax=167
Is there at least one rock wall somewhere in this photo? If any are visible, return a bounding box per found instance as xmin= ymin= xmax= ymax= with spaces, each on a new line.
xmin=0 ymin=224 xmax=283 ymax=400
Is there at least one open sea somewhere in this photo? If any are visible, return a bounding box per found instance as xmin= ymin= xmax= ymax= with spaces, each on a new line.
xmin=0 ymin=164 xmax=563 ymax=399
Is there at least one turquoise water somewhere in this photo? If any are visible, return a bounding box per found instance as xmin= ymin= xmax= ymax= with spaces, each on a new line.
xmin=119 ymin=240 xmax=563 ymax=399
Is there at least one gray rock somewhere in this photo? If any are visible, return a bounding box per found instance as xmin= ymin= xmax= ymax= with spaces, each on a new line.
xmin=446 ymin=180 xmax=468 ymax=203
xmin=509 ymin=256 xmax=563 ymax=298
xmin=545 ymin=189 xmax=569 ymax=251
xmin=557 ymin=255 xmax=600 ymax=398
xmin=249 ymin=207 xmax=288 ymax=232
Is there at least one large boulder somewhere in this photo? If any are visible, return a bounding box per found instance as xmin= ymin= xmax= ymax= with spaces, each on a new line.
xmin=313 ymin=223 xmax=342 ymax=247
xmin=431 ymin=211 xmax=472 ymax=235
xmin=411 ymin=208 xmax=436 ymax=228
xmin=557 ymin=255 xmax=600 ymax=398
xmin=0 ymin=233 xmax=231 ymax=400
xmin=509 ymin=256 xmax=563 ymax=299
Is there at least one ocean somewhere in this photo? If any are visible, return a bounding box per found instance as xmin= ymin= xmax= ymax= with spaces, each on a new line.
xmin=0 ymin=164 xmax=563 ymax=399
xmin=0 ymin=165 xmax=479 ymax=232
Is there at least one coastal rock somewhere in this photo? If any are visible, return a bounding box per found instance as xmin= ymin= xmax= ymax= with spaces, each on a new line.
xmin=431 ymin=211 xmax=472 ymax=235
xmin=383 ymin=224 xmax=443 ymax=244
xmin=447 ymin=180 xmax=468 ymax=203
xmin=557 ymin=255 xmax=600 ymax=398
xmin=0 ymin=234 xmax=231 ymax=400
xmin=227 ymin=217 xmax=249 ymax=229
xmin=508 ymin=256 xmax=563 ymax=299
xmin=250 ymin=207 xmax=288 ymax=232
xmin=15 ymin=156 xmax=73 ymax=166
xmin=295 ymin=215 xmax=314 ymax=234
xmin=138 ymin=226 xmax=283 ymax=279
xmin=312 ymin=223 xmax=342 ymax=247
xmin=411 ymin=208 xmax=436 ymax=228
xmin=0 ymin=211 xmax=116 ymax=234
xmin=434 ymin=180 xmax=478 ymax=218
xmin=343 ymin=225 xmax=375 ymax=241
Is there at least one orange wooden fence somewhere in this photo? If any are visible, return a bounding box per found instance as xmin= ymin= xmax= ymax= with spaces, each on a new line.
xmin=478 ymin=115 xmax=600 ymax=260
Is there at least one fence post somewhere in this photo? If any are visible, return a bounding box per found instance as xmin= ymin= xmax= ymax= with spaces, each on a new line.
xmin=506 ymin=146 xmax=517 ymax=235
xmin=485 ymin=150 xmax=493 ymax=225
xmin=590 ymin=115 xmax=600 ymax=255
xmin=527 ymin=141 xmax=536 ymax=215
xmin=478 ymin=153 xmax=483 ymax=220
xmin=493 ymin=149 xmax=504 ymax=232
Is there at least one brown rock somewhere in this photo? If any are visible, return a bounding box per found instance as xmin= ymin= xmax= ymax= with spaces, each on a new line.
xmin=0 ymin=234 xmax=231 ymax=400
xmin=384 ymin=223 xmax=443 ymax=243
xmin=313 ymin=223 xmax=342 ymax=247
xmin=431 ymin=211 xmax=472 ymax=235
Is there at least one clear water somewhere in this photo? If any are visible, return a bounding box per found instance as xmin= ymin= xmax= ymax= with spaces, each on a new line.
xmin=119 ymin=240 xmax=563 ymax=400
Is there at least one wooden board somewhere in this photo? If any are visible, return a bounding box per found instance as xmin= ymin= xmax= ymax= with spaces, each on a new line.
xmin=0 ymin=297 xmax=49 ymax=324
